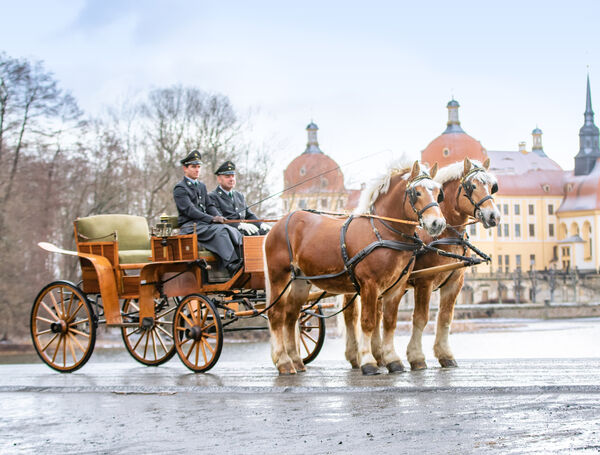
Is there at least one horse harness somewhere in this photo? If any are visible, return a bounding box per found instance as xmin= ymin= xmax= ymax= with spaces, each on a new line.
xmin=457 ymin=166 xmax=498 ymax=218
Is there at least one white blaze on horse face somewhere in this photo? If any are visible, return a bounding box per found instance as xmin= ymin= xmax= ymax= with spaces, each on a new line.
xmin=417 ymin=180 xmax=446 ymax=236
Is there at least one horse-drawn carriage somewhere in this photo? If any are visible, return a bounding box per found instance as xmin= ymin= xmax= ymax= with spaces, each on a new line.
xmin=32 ymin=158 xmax=499 ymax=376
xmin=31 ymin=214 xmax=327 ymax=373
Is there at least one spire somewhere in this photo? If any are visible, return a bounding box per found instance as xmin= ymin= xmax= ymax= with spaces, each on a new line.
xmin=443 ymin=99 xmax=466 ymax=134
xmin=304 ymin=121 xmax=323 ymax=154
xmin=531 ymin=127 xmax=546 ymax=157
xmin=574 ymin=74 xmax=600 ymax=176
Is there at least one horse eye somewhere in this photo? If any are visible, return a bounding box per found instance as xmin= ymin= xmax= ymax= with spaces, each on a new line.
xmin=415 ymin=191 xmax=421 ymax=197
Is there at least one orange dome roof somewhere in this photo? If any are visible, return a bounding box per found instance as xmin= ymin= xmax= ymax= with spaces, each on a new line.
xmin=284 ymin=153 xmax=345 ymax=193
xmin=421 ymin=132 xmax=488 ymax=168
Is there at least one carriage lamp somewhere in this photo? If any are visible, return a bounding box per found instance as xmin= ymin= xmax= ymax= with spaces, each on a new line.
xmin=154 ymin=213 xmax=173 ymax=244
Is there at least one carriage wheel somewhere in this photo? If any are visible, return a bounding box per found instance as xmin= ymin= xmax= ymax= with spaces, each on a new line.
xmin=30 ymin=281 xmax=96 ymax=372
xmin=173 ymin=294 xmax=223 ymax=372
xmin=299 ymin=306 xmax=326 ymax=364
xmin=121 ymin=297 xmax=177 ymax=366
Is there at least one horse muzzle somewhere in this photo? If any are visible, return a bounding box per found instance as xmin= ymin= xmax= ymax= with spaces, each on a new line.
xmin=478 ymin=208 xmax=501 ymax=228
xmin=422 ymin=216 xmax=446 ymax=237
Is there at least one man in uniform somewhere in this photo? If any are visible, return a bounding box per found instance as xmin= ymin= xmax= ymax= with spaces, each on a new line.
xmin=209 ymin=160 xmax=271 ymax=235
xmin=173 ymin=150 xmax=243 ymax=274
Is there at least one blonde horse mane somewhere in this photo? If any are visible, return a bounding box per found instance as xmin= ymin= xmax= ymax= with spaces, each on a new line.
xmin=434 ymin=160 xmax=497 ymax=186
xmin=354 ymin=157 xmax=430 ymax=214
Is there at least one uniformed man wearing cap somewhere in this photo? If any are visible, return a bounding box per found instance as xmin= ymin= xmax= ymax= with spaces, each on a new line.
xmin=173 ymin=150 xmax=243 ymax=274
xmin=209 ymin=161 xmax=271 ymax=236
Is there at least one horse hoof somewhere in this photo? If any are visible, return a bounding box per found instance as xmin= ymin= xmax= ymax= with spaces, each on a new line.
xmin=439 ymin=358 xmax=458 ymax=368
xmin=277 ymin=364 xmax=297 ymax=375
xmin=361 ymin=364 xmax=381 ymax=376
xmin=386 ymin=361 xmax=405 ymax=374
xmin=410 ymin=361 xmax=428 ymax=371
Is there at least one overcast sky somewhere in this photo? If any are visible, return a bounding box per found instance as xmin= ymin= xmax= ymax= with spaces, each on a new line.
xmin=3 ymin=0 xmax=600 ymax=186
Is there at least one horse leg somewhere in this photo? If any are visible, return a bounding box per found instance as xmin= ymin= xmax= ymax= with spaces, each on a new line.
xmin=434 ymin=273 xmax=464 ymax=368
xmin=357 ymin=285 xmax=380 ymax=375
xmin=371 ymin=298 xmax=384 ymax=366
xmin=283 ymin=280 xmax=311 ymax=372
xmin=343 ymin=294 xmax=361 ymax=369
xmin=267 ymin=272 xmax=297 ymax=375
xmin=407 ymin=282 xmax=433 ymax=370
xmin=381 ymin=292 xmax=405 ymax=373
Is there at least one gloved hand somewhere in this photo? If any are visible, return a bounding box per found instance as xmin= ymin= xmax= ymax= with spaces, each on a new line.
xmin=260 ymin=223 xmax=272 ymax=232
xmin=238 ymin=222 xmax=259 ymax=235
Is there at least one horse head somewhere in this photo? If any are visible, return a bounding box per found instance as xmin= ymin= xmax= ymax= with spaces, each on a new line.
xmin=455 ymin=157 xmax=501 ymax=228
xmin=404 ymin=161 xmax=446 ymax=237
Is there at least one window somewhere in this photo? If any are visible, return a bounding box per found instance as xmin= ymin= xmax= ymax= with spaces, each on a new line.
xmin=503 ymin=224 xmax=509 ymax=237
xmin=504 ymin=255 xmax=510 ymax=273
xmin=514 ymin=204 xmax=520 ymax=215
xmin=320 ymin=198 xmax=328 ymax=209
xmin=548 ymin=204 xmax=554 ymax=215
xmin=503 ymin=204 xmax=509 ymax=215
xmin=516 ymin=254 xmax=521 ymax=267
xmin=299 ymin=166 xmax=306 ymax=176
xmin=469 ymin=224 xmax=477 ymax=236
xmin=515 ymin=224 xmax=521 ymax=237
xmin=497 ymin=224 xmax=502 ymax=237
xmin=528 ymin=204 xmax=535 ymax=215
xmin=530 ymin=254 xmax=536 ymax=267
xmin=298 ymin=199 xmax=307 ymax=209
xmin=529 ymin=224 xmax=535 ymax=236
xmin=443 ymin=148 xmax=450 ymax=157
xmin=549 ymin=224 xmax=555 ymax=237
xmin=498 ymin=255 xmax=503 ymax=266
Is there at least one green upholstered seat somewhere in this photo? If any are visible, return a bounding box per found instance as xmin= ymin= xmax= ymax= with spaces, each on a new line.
xmin=76 ymin=214 xmax=152 ymax=264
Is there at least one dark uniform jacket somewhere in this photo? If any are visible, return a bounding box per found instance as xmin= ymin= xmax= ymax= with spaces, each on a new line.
xmin=209 ymin=187 xmax=260 ymax=228
xmin=173 ymin=178 xmax=242 ymax=267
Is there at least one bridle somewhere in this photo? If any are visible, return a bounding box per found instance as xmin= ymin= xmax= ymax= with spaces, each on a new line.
xmin=456 ymin=167 xmax=498 ymax=218
xmin=404 ymin=172 xmax=443 ymax=226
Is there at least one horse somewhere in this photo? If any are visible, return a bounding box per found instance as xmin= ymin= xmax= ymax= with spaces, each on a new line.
xmin=264 ymin=160 xmax=446 ymax=375
xmin=406 ymin=157 xmax=500 ymax=369
xmin=344 ymin=157 xmax=500 ymax=371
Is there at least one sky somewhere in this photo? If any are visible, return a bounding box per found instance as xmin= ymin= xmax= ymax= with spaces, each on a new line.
xmin=3 ymin=0 xmax=600 ymax=188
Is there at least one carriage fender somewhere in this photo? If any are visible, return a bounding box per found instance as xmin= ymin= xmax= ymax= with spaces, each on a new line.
xmin=37 ymin=243 xmax=121 ymax=325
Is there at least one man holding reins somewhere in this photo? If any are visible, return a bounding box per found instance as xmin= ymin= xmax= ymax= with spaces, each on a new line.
xmin=173 ymin=151 xmax=243 ymax=275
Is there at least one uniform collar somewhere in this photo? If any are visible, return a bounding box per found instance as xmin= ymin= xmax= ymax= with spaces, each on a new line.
xmin=219 ymin=186 xmax=233 ymax=195
xmin=185 ymin=176 xmax=199 ymax=186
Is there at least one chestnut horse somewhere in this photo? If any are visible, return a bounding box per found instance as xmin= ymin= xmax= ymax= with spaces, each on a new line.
xmin=406 ymin=157 xmax=500 ymax=370
xmin=344 ymin=157 xmax=500 ymax=371
xmin=264 ymin=161 xmax=446 ymax=375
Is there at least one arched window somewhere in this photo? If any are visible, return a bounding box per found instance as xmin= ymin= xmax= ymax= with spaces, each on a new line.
xmin=558 ymin=223 xmax=567 ymax=240
xmin=583 ymin=221 xmax=593 ymax=260
xmin=569 ymin=222 xmax=580 ymax=237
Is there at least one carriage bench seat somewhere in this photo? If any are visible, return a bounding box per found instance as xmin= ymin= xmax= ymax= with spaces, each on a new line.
xmin=75 ymin=214 xmax=152 ymax=265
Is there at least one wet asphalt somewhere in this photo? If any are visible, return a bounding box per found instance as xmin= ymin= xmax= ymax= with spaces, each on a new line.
xmin=1 ymin=319 xmax=600 ymax=454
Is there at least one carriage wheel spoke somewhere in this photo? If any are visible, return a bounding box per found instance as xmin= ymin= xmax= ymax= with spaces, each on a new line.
xmin=155 ymin=328 xmax=168 ymax=353
xmin=157 ymin=306 xmax=176 ymax=319
xmin=51 ymin=334 xmax=63 ymax=364
xmin=200 ymin=339 xmax=208 ymax=364
xmin=41 ymin=333 xmax=59 ymax=353
xmin=179 ymin=337 xmax=192 ymax=346
xmin=204 ymin=333 xmax=217 ymax=339
xmin=49 ymin=292 xmax=63 ymax=319
xmin=202 ymin=338 xmax=215 ymax=355
xmin=40 ymin=302 xmax=59 ymax=322
xmin=301 ymin=331 xmax=317 ymax=345
xmin=69 ymin=332 xmax=86 ymax=353
xmin=179 ymin=311 xmax=194 ymax=328
xmin=129 ymin=300 xmax=140 ymax=312
xmin=186 ymin=340 xmax=197 ymax=360
xmin=142 ymin=330 xmax=150 ymax=359
xmin=59 ymin=287 xmax=66 ymax=318
xmin=125 ymin=327 xmax=143 ymax=339
xmin=130 ymin=329 xmax=146 ymax=351
xmin=63 ymin=332 xmax=67 ymax=367
xmin=66 ymin=333 xmax=78 ymax=363
xmin=186 ymin=301 xmax=198 ymax=324
xmin=66 ymin=292 xmax=74 ymax=319
xmin=70 ymin=317 xmax=90 ymax=327
xmin=156 ymin=324 xmax=173 ymax=339
xmin=194 ymin=340 xmax=200 ymax=366
xmin=69 ymin=327 xmax=90 ymax=338
xmin=202 ymin=321 xmax=216 ymax=332
xmin=150 ymin=330 xmax=158 ymax=360
xmin=36 ymin=328 xmax=53 ymax=336
xmin=36 ymin=316 xmax=56 ymax=324
xmin=300 ymin=333 xmax=311 ymax=354
xmin=68 ymin=302 xmax=83 ymax=322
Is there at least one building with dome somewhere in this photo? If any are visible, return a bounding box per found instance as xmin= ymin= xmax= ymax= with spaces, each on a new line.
xmin=281 ymin=122 xmax=361 ymax=213
xmin=422 ymin=76 xmax=600 ymax=302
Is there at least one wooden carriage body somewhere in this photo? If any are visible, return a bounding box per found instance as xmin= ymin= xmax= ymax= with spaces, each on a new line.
xmin=73 ymin=214 xmax=266 ymax=327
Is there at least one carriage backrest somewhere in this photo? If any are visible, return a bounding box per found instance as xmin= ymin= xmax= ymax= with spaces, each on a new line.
xmin=75 ymin=214 xmax=152 ymax=265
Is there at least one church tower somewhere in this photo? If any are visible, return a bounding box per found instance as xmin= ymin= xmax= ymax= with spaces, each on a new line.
xmin=574 ymin=75 xmax=600 ymax=176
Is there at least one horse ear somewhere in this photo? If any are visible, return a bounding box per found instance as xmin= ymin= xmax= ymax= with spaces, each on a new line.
xmin=430 ymin=162 xmax=438 ymax=179
xmin=463 ymin=157 xmax=471 ymax=174
xmin=483 ymin=158 xmax=491 ymax=170
xmin=410 ymin=161 xmax=420 ymax=179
